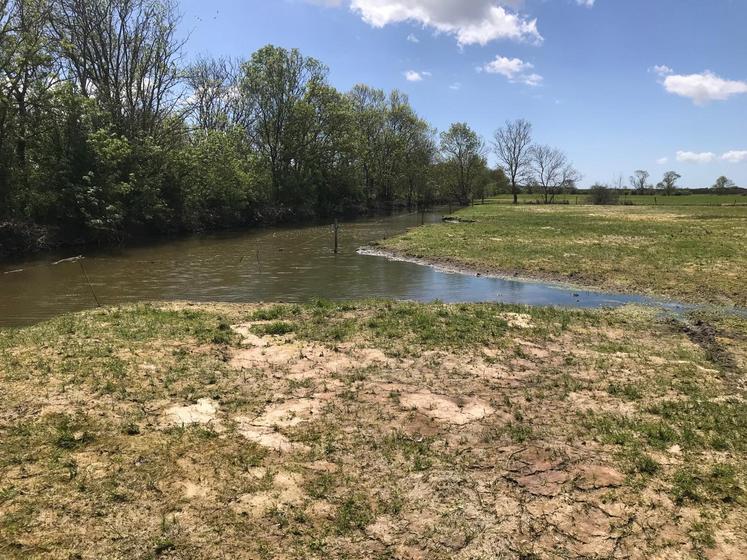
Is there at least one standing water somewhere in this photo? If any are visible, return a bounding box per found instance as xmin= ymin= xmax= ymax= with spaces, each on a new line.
xmin=0 ymin=211 xmax=685 ymax=327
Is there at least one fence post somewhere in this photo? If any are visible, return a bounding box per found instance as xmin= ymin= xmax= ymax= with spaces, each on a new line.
xmin=79 ymin=260 xmax=101 ymax=307
xmin=333 ymin=219 xmax=339 ymax=254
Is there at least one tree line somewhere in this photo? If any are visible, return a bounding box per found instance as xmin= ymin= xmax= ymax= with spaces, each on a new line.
xmin=627 ymin=170 xmax=741 ymax=195
xmin=1 ymin=0 xmax=517 ymax=256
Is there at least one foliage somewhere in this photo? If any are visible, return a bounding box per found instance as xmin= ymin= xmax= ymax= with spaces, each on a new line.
xmin=712 ymin=175 xmax=736 ymax=191
xmin=588 ymin=184 xmax=620 ymax=205
xmin=0 ymin=2 xmax=448 ymax=256
xmin=439 ymin=122 xmax=487 ymax=205
xmin=657 ymin=171 xmax=681 ymax=195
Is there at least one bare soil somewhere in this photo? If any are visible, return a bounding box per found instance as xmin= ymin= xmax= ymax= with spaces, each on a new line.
xmin=0 ymin=301 xmax=744 ymax=559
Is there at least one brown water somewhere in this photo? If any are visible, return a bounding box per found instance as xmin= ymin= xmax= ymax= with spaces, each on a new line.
xmin=0 ymin=211 xmax=686 ymax=328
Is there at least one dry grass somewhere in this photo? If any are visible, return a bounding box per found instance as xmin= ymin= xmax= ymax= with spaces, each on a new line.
xmin=0 ymin=301 xmax=745 ymax=559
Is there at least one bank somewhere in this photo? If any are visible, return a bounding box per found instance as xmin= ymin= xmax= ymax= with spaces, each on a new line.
xmin=375 ymin=201 xmax=747 ymax=307
xmin=0 ymin=300 xmax=745 ymax=558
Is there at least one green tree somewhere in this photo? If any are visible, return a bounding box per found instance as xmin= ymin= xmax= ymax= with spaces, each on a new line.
xmin=440 ymin=123 xmax=486 ymax=205
xmin=348 ymin=84 xmax=387 ymax=205
xmin=712 ymin=176 xmax=735 ymax=191
xmin=241 ymin=45 xmax=327 ymax=203
xmin=657 ymin=171 xmax=681 ymax=195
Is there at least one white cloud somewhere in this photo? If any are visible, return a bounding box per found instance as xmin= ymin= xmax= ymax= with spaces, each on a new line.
xmin=403 ymin=70 xmax=429 ymax=81
xmin=406 ymin=33 xmax=419 ymax=42
xmin=449 ymin=82 xmax=462 ymax=90
xmin=576 ymin=0 xmax=595 ymax=7
xmin=521 ymin=72 xmax=543 ymax=86
xmin=349 ymin=0 xmax=542 ymax=46
xmin=305 ymin=0 xmax=344 ymax=6
xmin=482 ymin=55 xmax=542 ymax=86
xmin=652 ymin=64 xmax=673 ymax=76
xmin=656 ymin=157 xmax=669 ymax=165
xmin=676 ymin=151 xmax=716 ymax=164
xmin=484 ymin=55 xmax=531 ymax=77
xmin=722 ymin=150 xmax=747 ymax=163
xmin=662 ymin=71 xmax=747 ymax=105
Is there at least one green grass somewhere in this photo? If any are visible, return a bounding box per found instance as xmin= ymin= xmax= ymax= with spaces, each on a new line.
xmin=379 ymin=200 xmax=747 ymax=306
xmin=489 ymin=193 xmax=747 ymax=206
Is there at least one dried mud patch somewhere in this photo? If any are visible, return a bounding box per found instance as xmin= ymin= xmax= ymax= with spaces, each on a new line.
xmin=398 ymin=390 xmax=494 ymax=425
xmin=1 ymin=302 xmax=745 ymax=560
xmin=163 ymin=398 xmax=221 ymax=428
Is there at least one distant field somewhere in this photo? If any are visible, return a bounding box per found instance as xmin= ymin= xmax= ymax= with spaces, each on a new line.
xmin=489 ymin=193 xmax=746 ymax=206
xmin=380 ymin=202 xmax=747 ymax=306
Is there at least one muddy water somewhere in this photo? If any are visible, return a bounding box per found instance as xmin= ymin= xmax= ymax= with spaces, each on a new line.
xmin=0 ymin=211 xmax=685 ymax=327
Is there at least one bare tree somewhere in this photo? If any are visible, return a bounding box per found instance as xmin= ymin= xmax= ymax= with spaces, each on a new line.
xmin=493 ymin=119 xmax=533 ymax=205
xmin=51 ymin=0 xmax=184 ymax=138
xmin=529 ymin=144 xmax=581 ymax=203
xmin=184 ymin=56 xmax=249 ymax=134
xmin=630 ymin=170 xmax=650 ymax=194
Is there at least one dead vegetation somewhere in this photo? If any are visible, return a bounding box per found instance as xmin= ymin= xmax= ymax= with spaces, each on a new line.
xmin=0 ymin=301 xmax=745 ymax=559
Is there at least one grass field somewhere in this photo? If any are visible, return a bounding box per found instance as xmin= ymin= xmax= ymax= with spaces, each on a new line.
xmin=490 ymin=193 xmax=747 ymax=206
xmin=380 ymin=201 xmax=747 ymax=306
xmin=0 ymin=302 xmax=745 ymax=559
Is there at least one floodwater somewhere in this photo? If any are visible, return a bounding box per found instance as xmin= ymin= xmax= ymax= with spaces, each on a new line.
xmin=0 ymin=210 xmax=686 ymax=327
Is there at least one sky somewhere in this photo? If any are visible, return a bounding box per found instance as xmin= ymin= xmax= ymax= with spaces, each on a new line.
xmin=177 ymin=0 xmax=747 ymax=188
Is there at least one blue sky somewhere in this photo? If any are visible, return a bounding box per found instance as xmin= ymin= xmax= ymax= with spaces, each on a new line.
xmin=178 ymin=0 xmax=747 ymax=187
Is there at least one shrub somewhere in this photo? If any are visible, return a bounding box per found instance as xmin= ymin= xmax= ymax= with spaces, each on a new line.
xmin=588 ymin=184 xmax=620 ymax=205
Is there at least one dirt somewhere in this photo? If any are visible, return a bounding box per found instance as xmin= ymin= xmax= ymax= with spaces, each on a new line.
xmin=164 ymin=398 xmax=221 ymax=427
xmin=680 ymin=318 xmax=738 ymax=374
xmin=1 ymin=303 xmax=744 ymax=560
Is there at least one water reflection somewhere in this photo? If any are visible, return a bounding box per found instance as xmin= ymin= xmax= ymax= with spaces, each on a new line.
xmin=0 ymin=211 xmax=685 ymax=327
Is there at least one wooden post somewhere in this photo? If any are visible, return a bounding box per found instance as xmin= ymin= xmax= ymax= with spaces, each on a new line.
xmin=333 ymin=219 xmax=339 ymax=254
xmin=79 ymin=260 xmax=101 ymax=307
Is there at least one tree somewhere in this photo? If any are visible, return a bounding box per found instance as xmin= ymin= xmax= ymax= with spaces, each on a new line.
xmin=440 ymin=122 xmax=486 ymax=205
xmin=588 ymin=183 xmax=619 ymax=205
xmin=712 ymin=176 xmax=735 ymax=191
xmin=657 ymin=171 xmax=681 ymax=195
xmin=630 ymin=170 xmax=651 ymax=194
xmin=241 ymin=45 xmax=327 ymax=203
xmin=51 ymin=0 xmax=183 ymax=138
xmin=493 ymin=119 xmax=533 ymax=204
xmin=494 ymin=167 xmax=511 ymax=194
xmin=1 ymin=0 xmax=56 ymax=202
xmin=391 ymin=97 xmax=436 ymax=210
xmin=184 ymin=56 xmax=249 ymax=134
xmin=529 ymin=144 xmax=581 ymax=204
xmin=347 ymin=84 xmax=386 ymax=205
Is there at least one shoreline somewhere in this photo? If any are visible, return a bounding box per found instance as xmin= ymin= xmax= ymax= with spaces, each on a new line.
xmin=360 ymin=245 xmax=667 ymax=298
xmin=359 ymin=245 xmax=746 ymax=315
